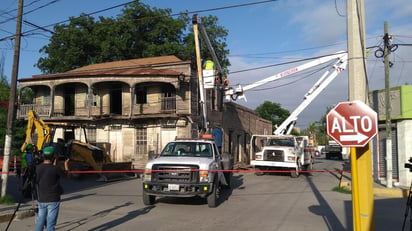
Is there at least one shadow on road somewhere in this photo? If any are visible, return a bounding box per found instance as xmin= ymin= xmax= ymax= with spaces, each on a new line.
xmin=304 ymin=175 xmax=349 ymax=231
xmin=56 ymin=202 xmax=154 ymax=230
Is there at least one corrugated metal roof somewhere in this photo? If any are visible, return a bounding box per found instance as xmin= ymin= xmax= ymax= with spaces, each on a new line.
xmin=19 ymin=55 xmax=187 ymax=81
xmin=19 ymin=68 xmax=182 ymax=81
xmin=69 ymin=55 xmax=182 ymax=72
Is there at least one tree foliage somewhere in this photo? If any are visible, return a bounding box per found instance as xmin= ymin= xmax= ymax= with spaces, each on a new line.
xmin=301 ymin=106 xmax=334 ymax=146
xmin=255 ymin=101 xmax=290 ymax=130
xmin=37 ymin=1 xmax=230 ymax=74
xmin=0 ymin=75 xmax=9 ymax=149
xmin=0 ymin=75 xmax=25 ymax=155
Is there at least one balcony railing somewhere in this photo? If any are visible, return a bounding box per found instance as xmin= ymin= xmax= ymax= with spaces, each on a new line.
xmin=18 ymin=98 xmax=176 ymax=119
xmin=161 ymin=96 xmax=176 ymax=113
xmin=18 ymin=104 xmax=50 ymax=118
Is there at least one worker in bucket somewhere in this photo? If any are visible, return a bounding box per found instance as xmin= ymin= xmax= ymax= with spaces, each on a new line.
xmin=35 ymin=146 xmax=70 ymax=231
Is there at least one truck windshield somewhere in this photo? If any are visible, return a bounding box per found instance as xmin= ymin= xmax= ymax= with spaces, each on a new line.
xmin=160 ymin=142 xmax=213 ymax=158
xmin=267 ymin=138 xmax=294 ymax=147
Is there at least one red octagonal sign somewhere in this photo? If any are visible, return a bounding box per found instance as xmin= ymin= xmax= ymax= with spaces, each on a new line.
xmin=326 ymin=100 xmax=378 ymax=147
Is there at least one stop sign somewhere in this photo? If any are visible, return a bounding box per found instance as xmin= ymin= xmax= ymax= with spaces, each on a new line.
xmin=326 ymin=100 xmax=378 ymax=147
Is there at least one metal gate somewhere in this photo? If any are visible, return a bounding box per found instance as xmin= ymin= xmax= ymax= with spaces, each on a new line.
xmin=378 ymin=126 xmax=399 ymax=180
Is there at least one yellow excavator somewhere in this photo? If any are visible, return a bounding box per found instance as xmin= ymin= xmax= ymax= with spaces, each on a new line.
xmin=21 ymin=110 xmax=133 ymax=181
xmin=20 ymin=110 xmax=52 ymax=153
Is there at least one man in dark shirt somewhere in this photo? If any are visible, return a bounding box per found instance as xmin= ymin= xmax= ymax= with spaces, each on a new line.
xmin=35 ymin=146 xmax=69 ymax=231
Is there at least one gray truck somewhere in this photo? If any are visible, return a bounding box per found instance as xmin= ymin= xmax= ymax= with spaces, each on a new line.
xmin=142 ymin=137 xmax=233 ymax=208
xmin=324 ymin=141 xmax=343 ymax=160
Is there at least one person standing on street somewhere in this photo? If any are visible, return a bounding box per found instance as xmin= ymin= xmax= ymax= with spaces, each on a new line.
xmin=35 ymin=146 xmax=69 ymax=231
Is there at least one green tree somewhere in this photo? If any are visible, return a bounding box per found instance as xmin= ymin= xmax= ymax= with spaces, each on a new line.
xmin=37 ymin=1 xmax=229 ymax=74
xmin=255 ymin=101 xmax=290 ymax=131
xmin=301 ymin=106 xmax=335 ymax=146
xmin=183 ymin=15 xmax=230 ymax=73
xmin=0 ymin=75 xmax=10 ymax=149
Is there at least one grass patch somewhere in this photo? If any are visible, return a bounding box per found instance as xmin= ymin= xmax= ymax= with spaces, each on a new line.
xmin=0 ymin=195 xmax=15 ymax=205
xmin=332 ymin=186 xmax=352 ymax=194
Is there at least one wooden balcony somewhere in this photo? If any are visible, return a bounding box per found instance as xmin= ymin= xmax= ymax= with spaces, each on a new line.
xmin=18 ymin=104 xmax=50 ymax=118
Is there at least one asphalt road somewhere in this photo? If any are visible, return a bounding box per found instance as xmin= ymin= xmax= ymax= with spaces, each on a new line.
xmin=0 ymin=158 xmax=408 ymax=231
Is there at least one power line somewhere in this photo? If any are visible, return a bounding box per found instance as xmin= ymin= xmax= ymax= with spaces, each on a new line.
xmin=0 ymin=0 xmax=62 ymax=25
xmin=2 ymin=0 xmax=279 ymax=42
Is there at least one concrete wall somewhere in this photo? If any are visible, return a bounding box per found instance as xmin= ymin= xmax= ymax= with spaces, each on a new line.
xmin=397 ymin=120 xmax=412 ymax=187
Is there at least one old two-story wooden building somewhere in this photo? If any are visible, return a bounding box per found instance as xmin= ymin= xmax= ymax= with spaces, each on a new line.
xmin=17 ymin=56 xmax=272 ymax=168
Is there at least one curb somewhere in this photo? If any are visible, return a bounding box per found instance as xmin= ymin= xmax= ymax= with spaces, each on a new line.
xmin=374 ymin=187 xmax=408 ymax=198
xmin=340 ymin=180 xmax=407 ymax=198
xmin=0 ymin=205 xmax=35 ymax=223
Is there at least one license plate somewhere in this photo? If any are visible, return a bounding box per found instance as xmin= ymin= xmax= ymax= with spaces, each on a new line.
xmin=168 ymin=184 xmax=179 ymax=191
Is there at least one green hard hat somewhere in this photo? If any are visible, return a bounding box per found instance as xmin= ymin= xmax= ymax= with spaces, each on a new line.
xmin=26 ymin=143 xmax=33 ymax=150
xmin=42 ymin=146 xmax=55 ymax=156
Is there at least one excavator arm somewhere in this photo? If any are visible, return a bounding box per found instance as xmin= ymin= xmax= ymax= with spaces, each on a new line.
xmin=20 ymin=110 xmax=52 ymax=152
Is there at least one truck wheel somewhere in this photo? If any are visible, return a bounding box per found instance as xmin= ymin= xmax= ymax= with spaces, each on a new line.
xmin=142 ymin=190 xmax=155 ymax=205
xmin=254 ymin=167 xmax=264 ymax=176
xmin=207 ymin=180 xmax=218 ymax=208
xmin=291 ymin=162 xmax=301 ymax=178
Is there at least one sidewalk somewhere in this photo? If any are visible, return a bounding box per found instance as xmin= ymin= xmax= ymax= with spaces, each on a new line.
xmin=337 ymin=160 xmax=408 ymax=198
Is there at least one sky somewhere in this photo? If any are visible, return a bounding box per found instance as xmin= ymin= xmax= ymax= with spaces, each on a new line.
xmin=1 ymin=0 xmax=412 ymax=129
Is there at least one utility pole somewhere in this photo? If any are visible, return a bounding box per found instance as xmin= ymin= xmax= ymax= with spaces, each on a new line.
xmin=192 ymin=15 xmax=208 ymax=133
xmin=1 ymin=0 xmax=23 ymax=198
xmin=383 ymin=22 xmax=393 ymax=188
xmin=347 ymin=0 xmax=375 ymax=230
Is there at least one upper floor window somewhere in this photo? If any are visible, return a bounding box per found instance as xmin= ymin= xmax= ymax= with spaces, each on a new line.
xmin=135 ymin=87 xmax=147 ymax=104
xmin=162 ymin=85 xmax=174 ymax=98
xmin=92 ymin=91 xmax=100 ymax=107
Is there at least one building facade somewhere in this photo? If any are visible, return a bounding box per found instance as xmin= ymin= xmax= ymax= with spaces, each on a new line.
xmin=17 ymin=56 xmax=272 ymax=168
xmin=369 ymin=84 xmax=412 ymax=187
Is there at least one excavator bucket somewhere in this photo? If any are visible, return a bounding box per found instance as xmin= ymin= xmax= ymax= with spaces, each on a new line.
xmin=66 ymin=141 xmax=134 ymax=181
xmin=100 ymin=161 xmax=134 ymax=182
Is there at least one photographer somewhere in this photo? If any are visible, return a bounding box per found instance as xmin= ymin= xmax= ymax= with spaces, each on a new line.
xmin=35 ymin=146 xmax=69 ymax=231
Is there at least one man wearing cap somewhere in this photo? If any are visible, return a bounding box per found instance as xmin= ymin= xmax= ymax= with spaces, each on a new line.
xmin=35 ymin=146 xmax=69 ymax=231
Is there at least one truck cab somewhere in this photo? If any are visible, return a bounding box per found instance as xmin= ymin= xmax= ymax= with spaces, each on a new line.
xmin=142 ymin=137 xmax=233 ymax=208
xmin=250 ymin=135 xmax=313 ymax=178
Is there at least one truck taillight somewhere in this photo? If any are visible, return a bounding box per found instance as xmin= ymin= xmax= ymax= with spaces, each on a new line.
xmin=144 ymin=168 xmax=152 ymax=181
xmin=200 ymin=170 xmax=209 ymax=182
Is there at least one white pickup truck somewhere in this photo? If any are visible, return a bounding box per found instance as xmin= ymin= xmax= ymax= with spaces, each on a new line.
xmin=142 ymin=137 xmax=233 ymax=208
xmin=250 ymin=135 xmax=313 ymax=178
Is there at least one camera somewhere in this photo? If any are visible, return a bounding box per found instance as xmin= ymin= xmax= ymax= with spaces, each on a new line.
xmin=404 ymin=157 xmax=412 ymax=172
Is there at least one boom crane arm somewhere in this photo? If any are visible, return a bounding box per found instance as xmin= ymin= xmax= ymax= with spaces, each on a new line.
xmin=192 ymin=14 xmax=225 ymax=132
xmin=225 ymin=51 xmax=347 ymax=101
xmin=274 ymin=53 xmax=348 ymax=135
